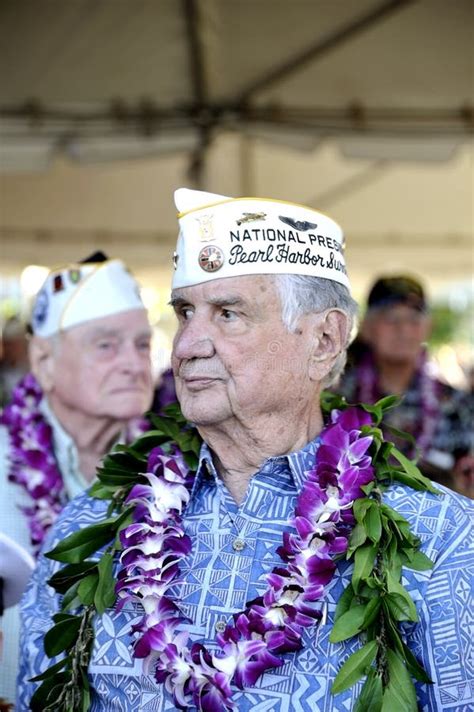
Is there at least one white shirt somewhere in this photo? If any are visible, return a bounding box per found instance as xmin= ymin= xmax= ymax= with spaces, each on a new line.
xmin=0 ymin=398 xmax=90 ymax=703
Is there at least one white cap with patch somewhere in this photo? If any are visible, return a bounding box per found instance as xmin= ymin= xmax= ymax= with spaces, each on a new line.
xmin=172 ymin=188 xmax=349 ymax=290
xmin=31 ymin=257 xmax=145 ymax=338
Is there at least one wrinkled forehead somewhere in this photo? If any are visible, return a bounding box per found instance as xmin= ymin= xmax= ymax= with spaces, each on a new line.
xmin=56 ymin=307 xmax=150 ymax=341
xmin=171 ymin=273 xmax=278 ymax=304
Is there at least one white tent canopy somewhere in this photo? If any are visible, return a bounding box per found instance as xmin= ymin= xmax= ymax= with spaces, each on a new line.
xmin=0 ymin=0 xmax=472 ymax=298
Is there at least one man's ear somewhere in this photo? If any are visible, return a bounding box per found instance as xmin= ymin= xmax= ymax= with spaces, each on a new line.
xmin=29 ymin=336 xmax=56 ymax=393
xmin=308 ymin=309 xmax=350 ymax=381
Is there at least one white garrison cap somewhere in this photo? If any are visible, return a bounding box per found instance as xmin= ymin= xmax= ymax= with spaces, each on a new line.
xmin=172 ymin=188 xmax=349 ymax=290
xmin=0 ymin=532 xmax=34 ymax=610
xmin=31 ymin=256 xmax=145 ymax=338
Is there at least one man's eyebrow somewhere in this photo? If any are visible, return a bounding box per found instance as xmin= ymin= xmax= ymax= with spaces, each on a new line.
xmin=88 ymin=328 xmax=152 ymax=339
xmin=207 ymin=296 xmax=246 ymax=308
xmin=169 ymin=295 xmax=188 ymax=308
xmin=89 ymin=328 xmax=120 ymax=338
xmin=169 ymin=295 xmax=246 ymax=308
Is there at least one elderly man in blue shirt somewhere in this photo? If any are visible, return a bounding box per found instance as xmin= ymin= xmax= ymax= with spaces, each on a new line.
xmin=18 ymin=189 xmax=473 ymax=711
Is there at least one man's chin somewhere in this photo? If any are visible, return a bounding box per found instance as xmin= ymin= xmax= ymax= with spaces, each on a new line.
xmin=104 ymin=395 xmax=151 ymax=420
xmin=178 ymin=398 xmax=229 ymax=428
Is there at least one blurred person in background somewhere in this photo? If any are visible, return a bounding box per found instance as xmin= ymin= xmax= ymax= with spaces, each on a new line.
xmin=0 ymin=251 xmax=153 ymax=703
xmin=0 ymin=317 xmax=29 ymax=408
xmin=0 ymin=533 xmax=34 ymax=712
xmin=336 ymin=275 xmax=473 ymax=497
xmin=152 ymin=365 xmax=176 ymax=412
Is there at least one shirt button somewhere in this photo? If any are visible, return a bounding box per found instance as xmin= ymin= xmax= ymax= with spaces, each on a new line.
xmin=215 ymin=621 xmax=227 ymax=633
xmin=232 ymin=537 xmax=245 ymax=552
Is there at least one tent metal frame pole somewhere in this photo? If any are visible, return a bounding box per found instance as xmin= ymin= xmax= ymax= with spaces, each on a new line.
xmin=235 ymin=0 xmax=416 ymax=104
xmin=183 ymin=0 xmax=211 ymax=188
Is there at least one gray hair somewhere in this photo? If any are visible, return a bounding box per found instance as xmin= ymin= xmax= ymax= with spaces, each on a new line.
xmin=274 ymin=274 xmax=358 ymax=388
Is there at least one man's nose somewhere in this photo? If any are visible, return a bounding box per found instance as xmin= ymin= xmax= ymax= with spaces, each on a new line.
xmin=120 ymin=342 xmax=149 ymax=374
xmin=173 ymin=319 xmax=215 ymax=361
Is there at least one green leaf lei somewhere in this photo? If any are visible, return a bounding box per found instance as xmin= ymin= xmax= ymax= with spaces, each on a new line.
xmin=30 ymin=396 xmax=439 ymax=711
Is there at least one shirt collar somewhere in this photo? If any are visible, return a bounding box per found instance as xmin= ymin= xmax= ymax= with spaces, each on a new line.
xmin=190 ymin=436 xmax=321 ymax=498
xmin=39 ymin=397 xmax=87 ymax=493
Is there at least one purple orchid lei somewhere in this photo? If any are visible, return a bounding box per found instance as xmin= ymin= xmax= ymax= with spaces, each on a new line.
xmin=1 ymin=374 xmax=66 ymax=552
xmin=116 ymin=406 xmax=374 ymax=711
xmin=1 ymin=373 xmax=148 ymax=554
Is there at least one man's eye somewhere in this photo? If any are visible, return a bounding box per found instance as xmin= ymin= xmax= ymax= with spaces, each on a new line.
xmin=137 ymin=340 xmax=151 ymax=351
xmin=97 ymin=341 xmax=113 ymax=350
xmin=179 ymin=307 xmax=194 ymax=320
xmin=221 ymin=309 xmax=237 ymax=321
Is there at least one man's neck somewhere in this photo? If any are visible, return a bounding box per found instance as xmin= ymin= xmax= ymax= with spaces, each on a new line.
xmin=197 ymin=403 xmax=324 ymax=504
xmin=47 ymin=396 xmax=124 ymax=480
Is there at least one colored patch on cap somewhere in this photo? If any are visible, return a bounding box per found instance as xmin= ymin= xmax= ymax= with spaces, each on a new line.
xmin=68 ymin=268 xmax=81 ymax=284
xmin=198 ymin=245 xmax=225 ymax=273
xmin=32 ymin=289 xmax=49 ymax=328
xmin=195 ymin=214 xmax=214 ymax=242
xmin=53 ymin=274 xmax=64 ymax=293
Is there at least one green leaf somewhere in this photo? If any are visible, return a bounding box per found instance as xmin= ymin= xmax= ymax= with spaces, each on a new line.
xmin=46 ymin=508 xmax=132 ymax=563
xmin=95 ymin=471 xmax=140 ymax=486
xmin=353 ymin=498 xmax=373 ymax=523
xmin=149 ymin=413 xmax=181 ymax=439
xmin=94 ymin=552 xmax=117 ymax=614
xmin=30 ymin=656 xmax=69 ymax=682
xmin=375 ymin=394 xmax=402 ymax=411
xmin=386 ymin=572 xmax=418 ymax=622
xmin=390 ymin=468 xmax=437 ymax=493
xmin=46 ymin=521 xmax=116 ymax=563
xmin=383 ymin=607 xmax=405 ymax=651
xmin=30 ymin=672 xmax=72 ymax=712
xmin=381 ymin=649 xmax=418 ymax=712
xmin=44 ymin=617 xmax=82 ymax=657
xmin=361 ymin=402 xmax=383 ymax=424
xmin=403 ymin=549 xmax=434 ymax=571
xmin=384 ymin=423 xmax=417 ymax=450
xmin=334 ymin=583 xmax=355 ymax=622
xmin=366 ymin=505 xmax=382 ymax=543
xmin=390 ymin=447 xmax=440 ymax=494
xmin=320 ymin=390 xmax=348 ymax=413
xmin=88 ymin=481 xmax=118 ymax=500
xmin=48 ymin=561 xmax=98 ymax=594
xmin=347 ymin=522 xmax=367 ymax=555
xmin=80 ymin=666 xmax=91 ymax=712
xmin=78 ymin=573 xmax=99 ymax=605
xmin=330 ymin=604 xmax=367 ymax=643
xmin=82 ymin=687 xmax=91 ymax=712
xmin=332 ymin=640 xmax=377 ymax=695
xmin=353 ymin=669 xmax=383 ymax=712
xmin=385 ymin=593 xmax=418 ymax=623
xmin=61 ymin=580 xmax=82 ymax=612
xmin=362 ymin=597 xmax=381 ymax=628
xmin=361 ymin=481 xmax=376 ymax=495
xmin=352 ymin=543 xmax=377 ymax=592
xmin=52 ymin=612 xmax=77 ymax=624
xmin=401 ymin=640 xmax=433 ymax=684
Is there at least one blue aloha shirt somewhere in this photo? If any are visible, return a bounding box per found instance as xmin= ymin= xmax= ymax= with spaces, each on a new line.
xmin=18 ymin=437 xmax=474 ymax=711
